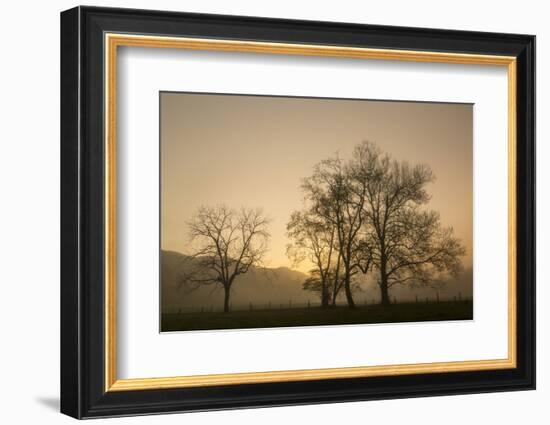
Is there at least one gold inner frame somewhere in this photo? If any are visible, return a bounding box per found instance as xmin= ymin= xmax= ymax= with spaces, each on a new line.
xmin=104 ymin=33 xmax=517 ymax=392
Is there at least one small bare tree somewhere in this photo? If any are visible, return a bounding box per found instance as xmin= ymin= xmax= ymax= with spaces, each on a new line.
xmin=286 ymin=210 xmax=340 ymax=307
xmin=181 ymin=205 xmax=270 ymax=312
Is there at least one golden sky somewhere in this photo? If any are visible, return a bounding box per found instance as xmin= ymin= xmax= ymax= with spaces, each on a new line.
xmin=160 ymin=92 xmax=473 ymax=271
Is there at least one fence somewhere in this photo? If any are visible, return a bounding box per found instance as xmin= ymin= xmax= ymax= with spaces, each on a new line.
xmin=166 ymin=291 xmax=472 ymax=314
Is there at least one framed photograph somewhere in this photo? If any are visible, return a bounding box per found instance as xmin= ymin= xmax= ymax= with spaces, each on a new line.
xmin=60 ymin=6 xmax=535 ymax=419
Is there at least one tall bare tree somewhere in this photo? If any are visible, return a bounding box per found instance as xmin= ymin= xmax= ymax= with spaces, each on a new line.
xmin=300 ymin=157 xmax=372 ymax=308
xmin=351 ymin=141 xmax=465 ymax=305
xmin=286 ymin=210 xmax=340 ymax=307
xmin=181 ymin=205 xmax=270 ymax=312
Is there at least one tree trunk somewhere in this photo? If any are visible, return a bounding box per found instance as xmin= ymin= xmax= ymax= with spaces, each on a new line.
xmin=343 ymin=269 xmax=355 ymax=308
xmin=379 ymin=258 xmax=390 ymax=306
xmin=223 ymin=286 xmax=231 ymax=313
xmin=379 ymin=252 xmax=390 ymax=305
xmin=379 ymin=280 xmax=390 ymax=306
xmin=331 ymin=257 xmax=342 ymax=306
xmin=331 ymin=288 xmax=338 ymax=306
xmin=321 ymin=279 xmax=329 ymax=308
xmin=321 ymin=276 xmax=330 ymax=308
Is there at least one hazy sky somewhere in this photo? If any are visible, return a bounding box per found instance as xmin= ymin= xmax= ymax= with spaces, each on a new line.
xmin=161 ymin=92 xmax=473 ymax=271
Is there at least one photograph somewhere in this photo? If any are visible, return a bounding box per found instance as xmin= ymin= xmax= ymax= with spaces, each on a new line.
xmin=160 ymin=92 xmax=473 ymax=332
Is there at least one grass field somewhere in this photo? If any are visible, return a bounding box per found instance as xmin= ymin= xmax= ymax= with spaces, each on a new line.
xmin=161 ymin=300 xmax=473 ymax=332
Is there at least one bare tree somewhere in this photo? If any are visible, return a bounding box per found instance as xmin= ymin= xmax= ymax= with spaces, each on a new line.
xmin=351 ymin=141 xmax=465 ymax=305
xmin=181 ymin=205 xmax=270 ymax=312
xmin=300 ymin=156 xmax=373 ymax=308
xmin=286 ymin=210 xmax=340 ymax=307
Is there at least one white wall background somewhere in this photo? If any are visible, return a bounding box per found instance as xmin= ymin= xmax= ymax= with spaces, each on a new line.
xmin=0 ymin=0 xmax=545 ymax=423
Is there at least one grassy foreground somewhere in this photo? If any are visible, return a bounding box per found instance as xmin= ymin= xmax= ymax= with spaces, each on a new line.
xmin=161 ymin=300 xmax=473 ymax=332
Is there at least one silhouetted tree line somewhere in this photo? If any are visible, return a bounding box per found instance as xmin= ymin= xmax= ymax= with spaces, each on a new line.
xmin=287 ymin=141 xmax=465 ymax=308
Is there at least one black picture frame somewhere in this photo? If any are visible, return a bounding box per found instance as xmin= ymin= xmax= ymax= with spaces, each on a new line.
xmin=60 ymin=5 xmax=535 ymax=419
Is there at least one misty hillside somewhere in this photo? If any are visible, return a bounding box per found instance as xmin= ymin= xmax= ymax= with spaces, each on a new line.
xmin=161 ymin=250 xmax=473 ymax=313
xmin=161 ymin=250 xmax=310 ymax=313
